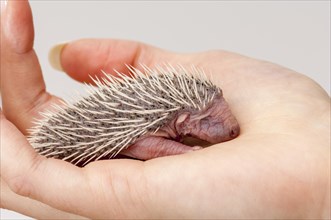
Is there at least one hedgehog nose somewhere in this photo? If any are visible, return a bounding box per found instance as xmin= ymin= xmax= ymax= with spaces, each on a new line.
xmin=229 ymin=126 xmax=240 ymax=139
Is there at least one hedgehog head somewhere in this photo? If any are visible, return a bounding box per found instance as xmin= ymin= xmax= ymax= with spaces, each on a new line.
xmin=157 ymin=93 xmax=240 ymax=144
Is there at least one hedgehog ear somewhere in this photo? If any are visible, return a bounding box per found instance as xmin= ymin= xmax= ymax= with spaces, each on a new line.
xmin=176 ymin=112 xmax=190 ymax=124
xmin=175 ymin=113 xmax=190 ymax=136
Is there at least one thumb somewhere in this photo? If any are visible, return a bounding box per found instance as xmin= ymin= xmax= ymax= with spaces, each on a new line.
xmin=0 ymin=0 xmax=52 ymax=133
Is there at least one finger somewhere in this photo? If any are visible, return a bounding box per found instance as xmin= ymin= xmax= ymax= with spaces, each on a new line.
xmin=49 ymin=39 xmax=176 ymax=84
xmin=0 ymin=112 xmax=146 ymax=218
xmin=0 ymin=0 xmax=58 ymax=133
xmin=0 ymin=178 xmax=86 ymax=220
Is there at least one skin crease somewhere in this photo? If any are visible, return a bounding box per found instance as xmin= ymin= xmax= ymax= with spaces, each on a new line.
xmin=0 ymin=1 xmax=330 ymax=219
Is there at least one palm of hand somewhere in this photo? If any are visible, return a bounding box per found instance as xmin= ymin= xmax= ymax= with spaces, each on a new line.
xmin=186 ymin=54 xmax=330 ymax=218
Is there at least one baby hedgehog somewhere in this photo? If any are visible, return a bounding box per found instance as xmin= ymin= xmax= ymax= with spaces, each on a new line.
xmin=28 ymin=65 xmax=240 ymax=166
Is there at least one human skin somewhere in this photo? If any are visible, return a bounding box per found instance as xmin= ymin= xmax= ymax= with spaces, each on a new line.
xmin=0 ymin=1 xmax=330 ymax=219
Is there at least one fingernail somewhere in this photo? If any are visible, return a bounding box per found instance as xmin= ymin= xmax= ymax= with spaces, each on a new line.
xmin=1 ymin=0 xmax=7 ymax=14
xmin=48 ymin=43 xmax=67 ymax=71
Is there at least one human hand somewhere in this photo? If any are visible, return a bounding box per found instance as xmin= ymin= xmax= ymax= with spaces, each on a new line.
xmin=1 ymin=1 xmax=330 ymax=219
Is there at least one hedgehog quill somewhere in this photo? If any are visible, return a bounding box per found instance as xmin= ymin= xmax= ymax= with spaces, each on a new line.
xmin=28 ymin=65 xmax=240 ymax=166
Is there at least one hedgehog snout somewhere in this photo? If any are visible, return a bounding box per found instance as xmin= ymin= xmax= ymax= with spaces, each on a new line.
xmin=229 ymin=124 xmax=240 ymax=139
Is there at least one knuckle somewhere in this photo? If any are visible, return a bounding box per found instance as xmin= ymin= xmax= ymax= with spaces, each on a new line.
xmin=7 ymin=173 xmax=32 ymax=198
xmin=7 ymin=155 xmax=44 ymax=198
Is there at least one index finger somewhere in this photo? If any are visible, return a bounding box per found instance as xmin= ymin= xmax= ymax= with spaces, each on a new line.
xmin=51 ymin=39 xmax=175 ymax=84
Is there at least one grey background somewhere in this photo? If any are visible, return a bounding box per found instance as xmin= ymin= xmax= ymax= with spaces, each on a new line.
xmin=1 ymin=1 xmax=330 ymax=219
